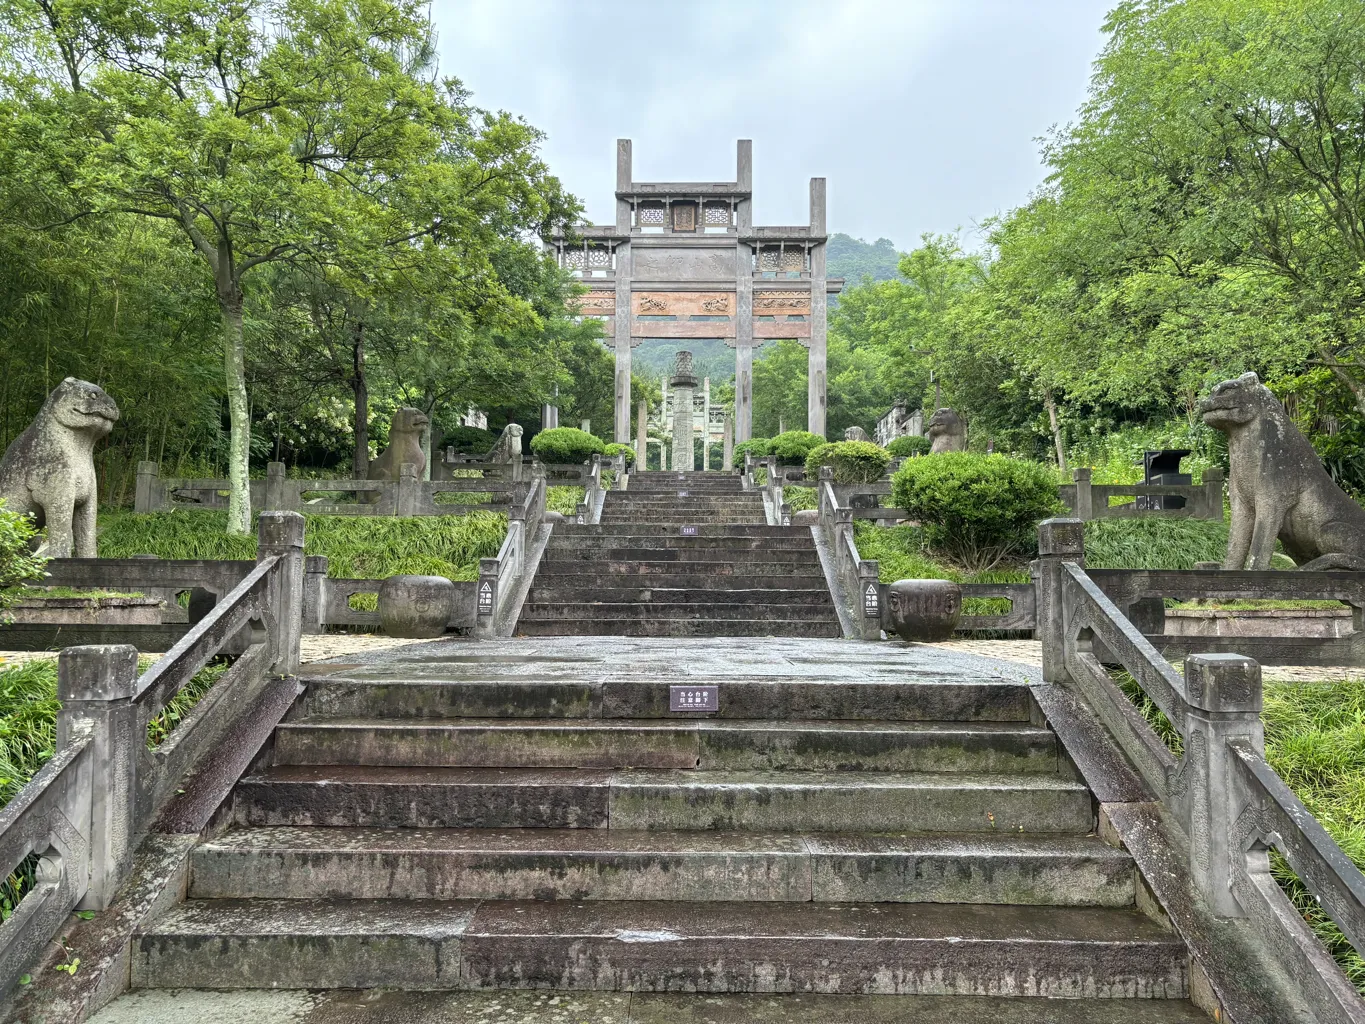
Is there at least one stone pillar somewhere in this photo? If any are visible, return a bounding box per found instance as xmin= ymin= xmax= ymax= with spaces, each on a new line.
xmin=540 ymin=403 xmax=559 ymax=430
xmin=671 ymin=351 xmax=698 ymax=472
xmin=1182 ymin=653 xmax=1263 ymax=918
xmin=722 ymin=414 xmax=734 ymax=471
xmin=1034 ymin=518 xmax=1085 ymax=684
xmin=257 ymin=510 xmax=306 ymax=674
xmin=702 ymin=377 xmax=711 ymax=471
xmin=735 ymin=240 xmax=754 ymax=443
xmin=808 ymin=177 xmax=828 ymax=438
xmin=613 ymin=236 xmax=633 ymax=443
xmin=635 ymin=396 xmax=648 ymax=466
xmin=57 ymin=644 xmax=139 ymax=910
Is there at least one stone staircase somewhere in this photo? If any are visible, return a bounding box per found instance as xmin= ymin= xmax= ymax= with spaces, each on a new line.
xmin=518 ymin=471 xmax=842 ymax=637
xmin=128 ymin=639 xmax=1205 ymax=1020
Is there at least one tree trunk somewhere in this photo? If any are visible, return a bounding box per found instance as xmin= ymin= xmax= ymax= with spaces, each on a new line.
xmin=351 ymin=321 xmax=369 ymax=479
xmin=1045 ymin=389 xmax=1067 ymax=472
xmin=221 ymin=293 xmax=252 ymax=535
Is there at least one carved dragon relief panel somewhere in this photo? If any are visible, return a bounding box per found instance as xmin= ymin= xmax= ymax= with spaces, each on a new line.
xmin=753 ymin=292 xmax=811 ymax=316
xmin=574 ymin=292 xmax=617 ymax=315
xmin=631 ymin=292 xmax=736 ymax=317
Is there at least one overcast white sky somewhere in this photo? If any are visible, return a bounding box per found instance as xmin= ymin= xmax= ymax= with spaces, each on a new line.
xmin=431 ymin=0 xmax=1114 ymax=251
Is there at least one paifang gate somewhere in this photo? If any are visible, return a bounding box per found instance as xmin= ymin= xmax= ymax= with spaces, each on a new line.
xmin=548 ymin=139 xmax=843 ymax=444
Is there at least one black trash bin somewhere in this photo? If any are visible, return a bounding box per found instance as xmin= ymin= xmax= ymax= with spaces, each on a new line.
xmin=1138 ymin=449 xmax=1191 ymax=511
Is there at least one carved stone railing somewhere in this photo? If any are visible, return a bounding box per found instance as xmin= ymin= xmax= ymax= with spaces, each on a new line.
xmin=1036 ymin=517 xmax=1365 ymax=1021
xmin=0 ymin=513 xmax=305 ymax=996
xmin=574 ymin=454 xmax=624 ymax=526
xmin=1060 ymin=467 xmax=1224 ymax=521
xmin=477 ymin=464 xmax=548 ymax=638
xmin=136 ymin=461 xmax=521 ymax=516
xmin=815 ymin=467 xmax=881 ymax=640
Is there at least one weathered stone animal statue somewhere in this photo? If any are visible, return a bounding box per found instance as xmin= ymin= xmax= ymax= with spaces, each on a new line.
xmin=926 ymin=408 xmax=966 ymax=454
xmin=0 ymin=378 xmax=119 ymax=558
xmin=1199 ymin=372 xmax=1365 ymax=571
xmin=369 ymin=407 xmax=428 ymax=480
xmin=843 ymin=426 xmax=872 ymax=443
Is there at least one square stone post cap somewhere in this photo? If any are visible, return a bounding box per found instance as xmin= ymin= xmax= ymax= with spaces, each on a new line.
xmin=1037 ymin=518 xmax=1085 ymax=557
xmin=258 ymin=510 xmax=305 ymax=550
xmin=58 ymin=644 xmax=139 ymax=702
xmin=1184 ymin=653 xmax=1262 ymax=715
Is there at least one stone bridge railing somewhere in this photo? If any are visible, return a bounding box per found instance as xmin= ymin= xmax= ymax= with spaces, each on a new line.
xmin=1035 ymin=518 xmax=1365 ymax=1021
xmin=814 ymin=467 xmax=881 ymax=641
xmin=0 ymin=513 xmax=306 ymax=997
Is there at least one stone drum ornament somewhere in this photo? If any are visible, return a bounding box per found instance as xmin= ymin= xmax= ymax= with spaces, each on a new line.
xmin=378 ymin=575 xmax=456 ymax=638
xmin=0 ymin=378 xmax=119 ymax=558
xmin=926 ymin=409 xmax=967 ymax=454
xmin=1199 ymin=372 xmax=1365 ymax=571
xmin=885 ymin=579 xmax=962 ymax=642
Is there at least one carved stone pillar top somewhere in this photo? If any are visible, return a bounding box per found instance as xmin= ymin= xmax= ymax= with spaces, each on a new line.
xmin=670 ymin=350 xmax=698 ymax=389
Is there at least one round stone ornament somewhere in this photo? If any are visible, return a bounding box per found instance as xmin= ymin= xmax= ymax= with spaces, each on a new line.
xmin=378 ymin=575 xmax=456 ymax=638
xmin=886 ymin=579 xmax=962 ymax=642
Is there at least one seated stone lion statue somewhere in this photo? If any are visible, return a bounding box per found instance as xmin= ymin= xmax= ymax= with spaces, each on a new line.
xmin=0 ymin=378 xmax=120 ymax=558
xmin=1199 ymin=372 xmax=1365 ymax=571
xmin=926 ymin=408 xmax=966 ymax=454
xmin=369 ymin=407 xmax=429 ymax=480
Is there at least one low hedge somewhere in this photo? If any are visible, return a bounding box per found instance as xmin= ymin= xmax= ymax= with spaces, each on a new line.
xmin=441 ymin=425 xmax=499 ymax=455
xmin=804 ymin=440 xmax=890 ymax=484
xmin=530 ymin=427 xmax=605 ymax=465
xmin=770 ymin=430 xmax=826 ymax=466
xmin=732 ymin=438 xmax=772 ymax=468
xmin=603 ymin=443 xmax=637 ymax=467
xmin=887 ymin=435 xmax=932 ymax=458
xmin=891 ymin=452 xmax=1065 ymax=572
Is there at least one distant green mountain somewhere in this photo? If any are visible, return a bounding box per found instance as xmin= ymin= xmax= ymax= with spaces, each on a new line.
xmin=634 ymin=337 xmax=736 ymax=384
xmin=826 ymin=233 xmax=902 ymax=286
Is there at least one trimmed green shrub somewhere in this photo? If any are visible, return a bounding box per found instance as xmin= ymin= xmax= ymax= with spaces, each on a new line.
xmin=732 ymin=438 xmax=772 ymax=468
xmin=887 ymin=435 xmax=932 ymax=459
xmin=804 ymin=441 xmax=890 ymax=484
xmin=770 ymin=430 xmax=826 ymax=466
xmin=604 ymin=443 xmax=637 ymax=467
xmin=891 ymin=453 xmax=1066 ymax=572
xmin=441 ymin=425 xmax=498 ymax=455
xmin=530 ymin=427 xmax=605 ymax=465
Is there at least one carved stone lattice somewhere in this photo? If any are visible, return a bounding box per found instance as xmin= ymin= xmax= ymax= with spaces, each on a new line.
xmin=782 ymin=248 xmax=806 ymax=272
xmin=562 ymin=249 xmax=585 ymax=269
xmin=638 ymin=204 xmax=665 ymax=226
xmin=587 ymin=247 xmax=612 ymax=268
xmin=758 ymin=247 xmax=781 ymax=271
xmin=704 ymin=203 xmax=730 ymax=226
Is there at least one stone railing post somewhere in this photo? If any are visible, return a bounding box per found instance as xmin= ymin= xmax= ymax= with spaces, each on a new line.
xmin=1181 ymin=653 xmax=1263 ymax=918
xmin=257 ymin=511 xmax=305 ymax=674
xmin=575 ymin=502 xmax=589 ymax=526
xmin=1035 ymin=518 xmax=1085 ymax=683
xmin=476 ymin=558 xmax=497 ymax=637
xmin=857 ymin=558 xmax=882 ymax=640
xmin=1072 ymin=468 xmax=1094 ymax=521
xmin=1199 ymin=467 xmax=1225 ymax=520
xmin=264 ymin=461 xmax=287 ymax=511
xmin=301 ymin=554 xmax=329 ymax=635
xmin=135 ymin=461 xmax=160 ymax=514
xmin=396 ymin=463 xmax=420 ymax=516
xmin=780 ymin=502 xmax=792 ymax=527
xmin=56 ymin=644 xmax=140 ymax=910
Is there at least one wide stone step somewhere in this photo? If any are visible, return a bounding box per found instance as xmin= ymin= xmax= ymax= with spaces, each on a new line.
xmin=541 ymin=548 xmax=822 ymax=563
xmin=303 ymin=675 xmax=1036 ymax=722
xmin=132 ymin=898 xmax=1186 ymax=996
xmin=518 ymin=602 xmax=839 ymax=623
xmin=232 ymin=767 xmax=1093 ymax=832
xmin=528 ymin=577 xmax=832 ymax=594
xmin=533 ymin=564 xmax=829 ymax=581
xmin=565 ymin=524 xmax=798 ymax=537
xmin=273 ymin=717 xmax=1060 ymax=772
xmin=516 ymin=617 xmax=842 ymax=638
xmin=189 ymin=827 xmax=1133 ymax=906
xmin=522 ymin=590 xmax=836 ymax=608
xmin=598 ymin=517 xmax=767 ymax=526
xmin=93 ymin=990 xmax=1217 ymax=1021
xmin=547 ymin=536 xmax=817 ymax=551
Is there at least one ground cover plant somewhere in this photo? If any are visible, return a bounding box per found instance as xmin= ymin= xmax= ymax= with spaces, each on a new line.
xmin=97 ymin=510 xmax=506 ymax=582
